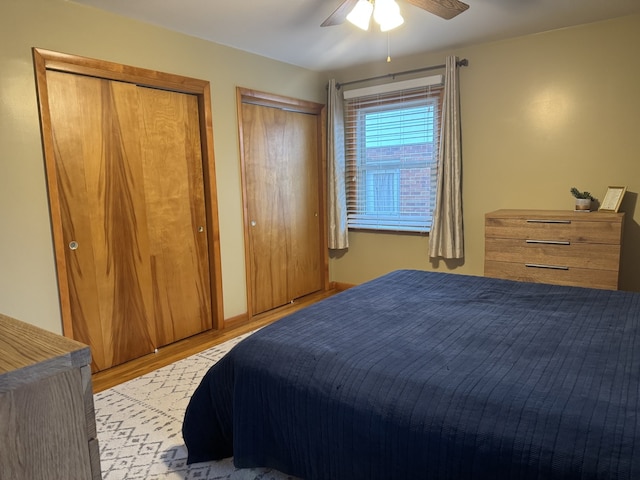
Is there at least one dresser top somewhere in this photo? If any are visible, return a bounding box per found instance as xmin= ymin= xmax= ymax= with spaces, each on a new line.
xmin=0 ymin=313 xmax=90 ymax=391
xmin=487 ymin=209 xmax=624 ymax=222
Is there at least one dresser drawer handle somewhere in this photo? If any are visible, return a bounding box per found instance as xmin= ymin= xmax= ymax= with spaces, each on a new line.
xmin=525 ymin=263 xmax=569 ymax=270
xmin=525 ymin=240 xmax=571 ymax=245
xmin=526 ymin=219 xmax=572 ymax=224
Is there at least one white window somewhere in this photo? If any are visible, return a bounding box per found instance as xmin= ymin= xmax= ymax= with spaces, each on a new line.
xmin=344 ymin=77 xmax=443 ymax=233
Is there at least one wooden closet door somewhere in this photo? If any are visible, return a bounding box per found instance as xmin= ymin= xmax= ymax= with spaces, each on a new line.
xmin=137 ymin=86 xmax=212 ymax=346
xmin=47 ymin=71 xmax=154 ymax=371
xmin=46 ymin=71 xmax=211 ymax=371
xmin=241 ymin=102 xmax=322 ymax=315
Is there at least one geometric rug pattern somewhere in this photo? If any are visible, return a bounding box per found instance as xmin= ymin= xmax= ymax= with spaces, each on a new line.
xmin=94 ymin=332 xmax=298 ymax=479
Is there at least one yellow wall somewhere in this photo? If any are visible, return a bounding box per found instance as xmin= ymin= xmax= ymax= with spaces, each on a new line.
xmin=327 ymin=14 xmax=640 ymax=292
xmin=2 ymin=0 xmax=639 ymax=335
xmin=0 ymin=0 xmax=325 ymax=333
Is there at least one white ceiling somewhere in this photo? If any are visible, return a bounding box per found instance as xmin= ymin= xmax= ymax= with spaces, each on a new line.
xmin=71 ymin=0 xmax=640 ymax=71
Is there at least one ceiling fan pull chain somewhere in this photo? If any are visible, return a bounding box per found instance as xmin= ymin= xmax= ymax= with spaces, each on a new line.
xmin=387 ymin=32 xmax=392 ymax=62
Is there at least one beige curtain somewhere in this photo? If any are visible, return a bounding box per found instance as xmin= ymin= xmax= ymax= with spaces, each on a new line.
xmin=327 ymin=79 xmax=349 ymax=249
xmin=429 ymin=56 xmax=464 ymax=259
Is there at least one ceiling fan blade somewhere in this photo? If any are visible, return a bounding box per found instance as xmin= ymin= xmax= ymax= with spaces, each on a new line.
xmin=321 ymin=0 xmax=360 ymax=27
xmin=405 ymin=0 xmax=469 ymax=20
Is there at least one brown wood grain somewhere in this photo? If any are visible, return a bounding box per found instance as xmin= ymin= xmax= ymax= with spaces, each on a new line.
xmin=138 ymin=87 xmax=212 ymax=345
xmin=485 ymin=217 xmax=623 ymax=245
xmin=0 ymin=371 xmax=93 ymax=479
xmin=0 ymin=313 xmax=89 ymax=381
xmin=47 ymin=71 xmax=112 ymax=371
xmin=242 ymin=104 xmax=323 ymax=314
xmin=284 ymin=109 xmax=322 ymax=300
xmin=33 ymin=49 xmax=223 ymax=372
xmin=484 ymin=210 xmax=624 ymax=290
xmin=0 ymin=313 xmax=100 ymax=479
xmin=406 ymin=0 xmax=469 ymax=20
xmin=243 ymin=103 xmax=289 ymax=313
xmin=33 ymin=48 xmax=210 ymax=95
xmin=485 ymin=238 xmax=621 ymax=271
xmin=46 ymin=71 xmax=156 ymax=371
xmin=484 ymin=260 xmax=620 ymax=290
xmin=197 ymin=86 xmax=225 ymax=329
xmin=103 ymin=80 xmax=157 ymax=368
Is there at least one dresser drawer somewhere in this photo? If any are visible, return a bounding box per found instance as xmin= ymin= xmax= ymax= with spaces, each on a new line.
xmin=485 ymin=238 xmax=621 ymax=271
xmin=485 ymin=217 xmax=622 ymax=244
xmin=485 ymin=260 xmax=619 ymax=290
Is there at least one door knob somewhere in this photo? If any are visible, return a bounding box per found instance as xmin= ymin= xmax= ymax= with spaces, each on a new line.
xmin=69 ymin=241 xmax=78 ymax=250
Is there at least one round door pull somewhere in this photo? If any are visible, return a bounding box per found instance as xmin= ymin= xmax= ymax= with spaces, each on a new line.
xmin=69 ymin=241 xmax=79 ymax=250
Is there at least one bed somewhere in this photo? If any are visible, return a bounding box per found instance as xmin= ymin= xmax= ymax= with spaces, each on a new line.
xmin=182 ymin=269 xmax=640 ymax=479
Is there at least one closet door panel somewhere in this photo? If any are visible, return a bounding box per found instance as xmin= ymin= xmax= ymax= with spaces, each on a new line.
xmin=242 ymin=103 xmax=290 ymax=315
xmin=47 ymin=71 xmax=108 ymax=370
xmin=241 ymin=100 xmax=323 ymax=316
xmin=286 ymin=111 xmax=322 ymax=300
xmin=137 ymin=87 xmax=212 ymax=345
xmin=46 ymin=71 xmax=155 ymax=371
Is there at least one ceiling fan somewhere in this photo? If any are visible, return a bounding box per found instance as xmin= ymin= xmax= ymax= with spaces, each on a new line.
xmin=321 ymin=0 xmax=470 ymax=28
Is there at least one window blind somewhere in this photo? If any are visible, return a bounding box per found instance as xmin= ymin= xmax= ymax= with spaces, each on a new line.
xmin=344 ymin=76 xmax=444 ymax=233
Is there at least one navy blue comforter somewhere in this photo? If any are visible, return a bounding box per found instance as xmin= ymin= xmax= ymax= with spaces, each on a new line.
xmin=183 ymin=270 xmax=640 ymax=479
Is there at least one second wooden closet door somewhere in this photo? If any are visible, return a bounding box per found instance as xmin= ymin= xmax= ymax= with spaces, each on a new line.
xmin=241 ymin=101 xmax=323 ymax=316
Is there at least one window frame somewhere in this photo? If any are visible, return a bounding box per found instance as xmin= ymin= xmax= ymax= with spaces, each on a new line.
xmin=344 ymin=82 xmax=444 ymax=234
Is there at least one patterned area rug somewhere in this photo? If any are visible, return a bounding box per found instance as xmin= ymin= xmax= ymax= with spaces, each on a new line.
xmin=94 ymin=332 xmax=298 ymax=480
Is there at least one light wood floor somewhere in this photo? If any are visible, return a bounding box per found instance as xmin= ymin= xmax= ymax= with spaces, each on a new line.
xmin=92 ymin=289 xmax=337 ymax=393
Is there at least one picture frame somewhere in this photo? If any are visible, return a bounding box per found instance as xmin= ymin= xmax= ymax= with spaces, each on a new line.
xmin=599 ymin=186 xmax=627 ymax=212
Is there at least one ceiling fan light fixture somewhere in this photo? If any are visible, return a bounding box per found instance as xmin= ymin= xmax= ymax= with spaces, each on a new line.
xmin=373 ymin=0 xmax=397 ymax=23
xmin=378 ymin=11 xmax=404 ymax=32
xmin=374 ymin=0 xmax=404 ymax=31
xmin=346 ymin=0 xmax=374 ymax=31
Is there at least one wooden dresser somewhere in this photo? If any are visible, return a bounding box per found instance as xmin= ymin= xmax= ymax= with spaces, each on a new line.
xmin=0 ymin=313 xmax=101 ymax=480
xmin=485 ymin=209 xmax=624 ymax=290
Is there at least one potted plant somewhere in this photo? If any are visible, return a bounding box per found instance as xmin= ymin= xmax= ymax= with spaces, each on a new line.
xmin=570 ymin=187 xmax=595 ymax=211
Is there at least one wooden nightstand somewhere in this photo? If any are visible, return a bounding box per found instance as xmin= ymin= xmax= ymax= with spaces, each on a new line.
xmin=0 ymin=313 xmax=101 ymax=479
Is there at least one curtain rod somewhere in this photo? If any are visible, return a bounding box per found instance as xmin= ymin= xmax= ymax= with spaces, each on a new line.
xmin=336 ymin=58 xmax=468 ymax=89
